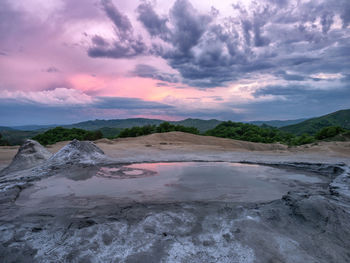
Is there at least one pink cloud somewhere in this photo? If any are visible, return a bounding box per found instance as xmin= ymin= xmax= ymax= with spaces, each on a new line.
xmin=0 ymin=88 xmax=95 ymax=106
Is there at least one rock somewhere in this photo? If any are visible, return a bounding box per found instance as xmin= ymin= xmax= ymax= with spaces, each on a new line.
xmin=1 ymin=140 xmax=52 ymax=175
xmin=47 ymin=139 xmax=106 ymax=166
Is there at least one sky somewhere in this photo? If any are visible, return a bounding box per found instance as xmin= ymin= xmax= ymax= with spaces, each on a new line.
xmin=0 ymin=0 xmax=349 ymax=125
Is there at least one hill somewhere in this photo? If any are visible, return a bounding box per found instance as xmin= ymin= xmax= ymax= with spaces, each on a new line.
xmin=280 ymin=109 xmax=350 ymax=135
xmin=0 ymin=129 xmax=41 ymax=145
xmin=0 ymin=126 xmax=14 ymax=131
xmin=63 ymin=118 xmax=221 ymax=134
xmin=250 ymin=118 xmax=306 ymax=128
xmin=2 ymin=109 xmax=349 ymax=145
xmin=10 ymin=124 xmax=58 ymax=131
xmin=63 ymin=118 xmax=164 ymax=131
xmin=172 ymin=118 xmax=222 ymax=133
xmin=0 ymin=118 xmax=221 ymax=145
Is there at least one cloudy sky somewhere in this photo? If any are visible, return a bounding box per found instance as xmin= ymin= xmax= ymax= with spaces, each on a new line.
xmin=0 ymin=0 xmax=349 ymax=125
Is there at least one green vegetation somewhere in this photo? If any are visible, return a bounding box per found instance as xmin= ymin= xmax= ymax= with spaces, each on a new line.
xmin=172 ymin=119 xmax=222 ymax=133
xmin=98 ymin=127 xmax=123 ymax=139
xmin=281 ymin=109 xmax=350 ymax=135
xmin=0 ymin=133 xmax=10 ymax=146
xmin=315 ymin=126 xmax=345 ymax=140
xmin=118 ymin=122 xmax=199 ymax=138
xmin=156 ymin=122 xmax=199 ymax=134
xmin=64 ymin=118 xmax=164 ymax=131
xmin=117 ymin=121 xmax=320 ymax=146
xmin=32 ymin=127 xmax=103 ymax=145
xmin=0 ymin=126 xmax=14 ymax=131
xmin=289 ymin=134 xmax=315 ymax=145
xmin=64 ymin=118 xmax=221 ymax=133
xmin=250 ymin=118 xmax=306 ymax=128
xmin=205 ymin=121 xmax=295 ymax=144
xmin=1 ymin=109 xmax=349 ymax=146
xmin=205 ymin=122 xmax=350 ymax=146
xmin=118 ymin=125 xmax=156 ymax=138
xmin=0 ymin=129 xmax=41 ymax=145
xmin=25 ymin=122 xmax=350 ymax=146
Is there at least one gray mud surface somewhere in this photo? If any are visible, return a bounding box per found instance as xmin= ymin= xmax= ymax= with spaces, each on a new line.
xmin=1 ymin=140 xmax=350 ymax=262
xmin=16 ymin=162 xmax=328 ymax=206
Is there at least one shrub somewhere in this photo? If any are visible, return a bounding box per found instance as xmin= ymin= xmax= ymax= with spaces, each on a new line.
xmin=290 ymin=134 xmax=315 ymax=146
xmin=315 ymin=126 xmax=345 ymax=140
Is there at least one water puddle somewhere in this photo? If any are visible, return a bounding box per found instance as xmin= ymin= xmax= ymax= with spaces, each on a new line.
xmin=17 ymin=162 xmax=326 ymax=205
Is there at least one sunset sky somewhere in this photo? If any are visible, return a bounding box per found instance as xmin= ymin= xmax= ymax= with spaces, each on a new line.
xmin=0 ymin=0 xmax=349 ymax=125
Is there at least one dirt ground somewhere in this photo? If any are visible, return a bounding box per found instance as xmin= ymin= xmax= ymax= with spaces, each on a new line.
xmin=1 ymin=132 xmax=349 ymax=170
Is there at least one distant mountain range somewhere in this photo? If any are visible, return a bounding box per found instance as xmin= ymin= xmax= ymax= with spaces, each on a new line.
xmin=0 ymin=118 xmax=223 ymax=144
xmin=249 ymin=119 xmax=307 ymax=128
xmin=10 ymin=124 xmax=58 ymax=131
xmin=0 ymin=126 xmax=14 ymax=131
xmin=0 ymin=129 xmax=40 ymax=145
xmin=1 ymin=109 xmax=349 ymax=144
xmin=8 ymin=118 xmax=223 ymax=133
xmin=6 ymin=118 xmax=303 ymax=132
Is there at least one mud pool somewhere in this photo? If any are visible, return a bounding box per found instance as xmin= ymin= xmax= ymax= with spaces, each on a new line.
xmin=17 ymin=162 xmax=326 ymax=206
xmin=1 ymin=140 xmax=350 ymax=263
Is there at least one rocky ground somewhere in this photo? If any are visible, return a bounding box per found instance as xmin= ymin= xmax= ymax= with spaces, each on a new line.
xmin=0 ymin=132 xmax=350 ymax=262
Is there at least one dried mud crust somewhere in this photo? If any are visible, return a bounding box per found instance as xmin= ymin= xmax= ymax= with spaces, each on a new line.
xmin=0 ymin=160 xmax=349 ymax=262
xmin=0 ymin=191 xmax=350 ymax=263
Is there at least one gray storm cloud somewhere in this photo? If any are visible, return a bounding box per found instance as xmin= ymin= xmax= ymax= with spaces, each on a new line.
xmin=89 ymin=0 xmax=350 ymax=90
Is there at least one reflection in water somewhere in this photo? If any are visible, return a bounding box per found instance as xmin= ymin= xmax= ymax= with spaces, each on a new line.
xmin=96 ymin=166 xmax=156 ymax=179
xmin=17 ymin=162 xmax=326 ymax=206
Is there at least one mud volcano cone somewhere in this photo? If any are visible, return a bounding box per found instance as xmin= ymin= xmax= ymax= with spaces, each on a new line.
xmin=47 ymin=139 xmax=106 ymax=166
xmin=1 ymin=139 xmax=52 ymax=175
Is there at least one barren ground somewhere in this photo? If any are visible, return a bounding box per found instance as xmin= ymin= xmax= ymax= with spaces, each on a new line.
xmin=0 ymin=132 xmax=350 ymax=263
xmin=1 ymin=132 xmax=349 ymax=167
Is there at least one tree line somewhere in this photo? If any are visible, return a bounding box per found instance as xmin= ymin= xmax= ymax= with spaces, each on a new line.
xmin=114 ymin=122 xmax=349 ymax=146
xmin=118 ymin=122 xmax=199 ymax=138
xmin=205 ymin=121 xmax=348 ymax=146
xmin=0 ymin=133 xmax=10 ymax=146
xmin=1 ymin=122 xmax=348 ymax=146
xmin=32 ymin=127 xmax=103 ymax=145
xmin=30 ymin=123 xmax=199 ymax=145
